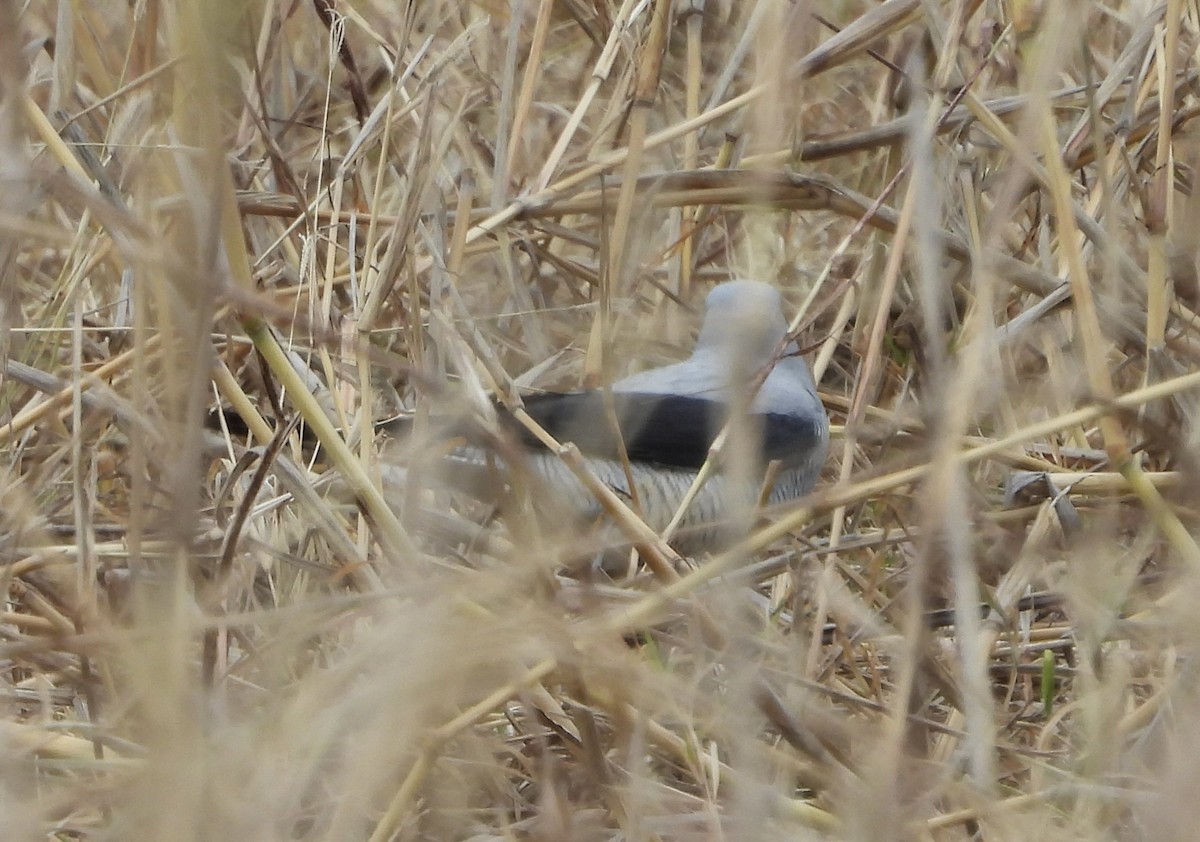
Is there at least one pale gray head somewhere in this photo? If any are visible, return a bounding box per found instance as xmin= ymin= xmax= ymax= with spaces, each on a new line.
xmin=612 ymin=279 xmax=816 ymax=405
xmin=693 ymin=279 xmax=794 ymax=366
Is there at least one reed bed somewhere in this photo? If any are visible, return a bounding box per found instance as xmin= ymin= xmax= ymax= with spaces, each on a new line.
xmin=2 ymin=0 xmax=1200 ymax=839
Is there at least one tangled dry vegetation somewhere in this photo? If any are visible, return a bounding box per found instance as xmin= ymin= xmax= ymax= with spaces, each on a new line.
xmin=5 ymin=0 xmax=1200 ymax=839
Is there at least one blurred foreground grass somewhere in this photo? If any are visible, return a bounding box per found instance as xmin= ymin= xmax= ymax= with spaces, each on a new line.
xmin=3 ymin=1 xmax=1200 ymax=839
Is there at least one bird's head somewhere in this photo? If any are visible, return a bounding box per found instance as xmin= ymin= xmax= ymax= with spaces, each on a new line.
xmin=694 ymin=280 xmax=794 ymax=368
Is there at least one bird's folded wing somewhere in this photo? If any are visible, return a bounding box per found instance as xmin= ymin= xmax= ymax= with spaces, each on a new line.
xmin=514 ymin=391 xmax=824 ymax=471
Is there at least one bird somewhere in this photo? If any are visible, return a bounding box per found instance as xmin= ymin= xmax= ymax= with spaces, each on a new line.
xmin=394 ymin=280 xmax=829 ymax=561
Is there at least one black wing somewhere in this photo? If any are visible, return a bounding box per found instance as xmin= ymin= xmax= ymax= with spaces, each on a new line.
xmin=379 ymin=391 xmax=824 ymax=470
xmin=516 ymin=391 xmax=823 ymax=470
xmin=515 ymin=392 xmax=716 ymax=469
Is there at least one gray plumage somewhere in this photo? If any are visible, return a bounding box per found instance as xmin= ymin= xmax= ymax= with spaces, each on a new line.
xmin=406 ymin=280 xmax=828 ymax=555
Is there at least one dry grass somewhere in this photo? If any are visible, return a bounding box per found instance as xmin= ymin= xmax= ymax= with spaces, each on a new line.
xmin=3 ymin=0 xmax=1200 ymax=838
